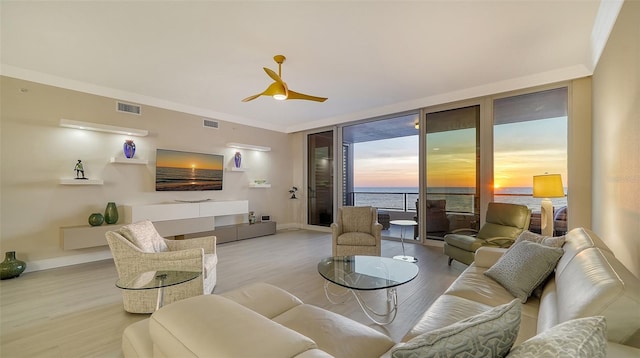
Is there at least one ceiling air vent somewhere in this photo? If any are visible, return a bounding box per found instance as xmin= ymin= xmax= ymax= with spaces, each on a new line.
xmin=203 ymin=119 xmax=219 ymax=129
xmin=116 ymin=101 xmax=142 ymax=115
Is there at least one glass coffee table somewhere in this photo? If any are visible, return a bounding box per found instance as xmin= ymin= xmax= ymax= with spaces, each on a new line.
xmin=318 ymin=256 xmax=419 ymax=325
xmin=116 ymin=270 xmax=201 ymax=311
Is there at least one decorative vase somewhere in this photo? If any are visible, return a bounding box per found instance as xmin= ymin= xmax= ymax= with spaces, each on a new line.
xmin=123 ymin=140 xmax=136 ymax=159
xmin=234 ymin=152 xmax=242 ymax=168
xmin=104 ymin=202 xmax=119 ymax=225
xmin=88 ymin=213 xmax=104 ymax=226
xmin=0 ymin=251 xmax=26 ymax=280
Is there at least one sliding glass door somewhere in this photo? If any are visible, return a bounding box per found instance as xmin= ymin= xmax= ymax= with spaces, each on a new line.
xmin=308 ymin=130 xmax=334 ymax=227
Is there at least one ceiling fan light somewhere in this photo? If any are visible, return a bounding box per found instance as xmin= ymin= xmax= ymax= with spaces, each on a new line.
xmin=273 ymin=94 xmax=287 ymax=100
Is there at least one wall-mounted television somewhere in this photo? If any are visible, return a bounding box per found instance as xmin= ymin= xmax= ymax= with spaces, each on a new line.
xmin=155 ymin=149 xmax=224 ymax=191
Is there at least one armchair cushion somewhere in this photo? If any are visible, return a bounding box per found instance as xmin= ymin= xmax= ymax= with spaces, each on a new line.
xmin=342 ymin=206 xmax=374 ymax=233
xmin=119 ymin=220 xmax=168 ymax=253
xmin=336 ymin=232 xmax=378 ymax=246
xmin=485 ymin=241 xmax=563 ymax=303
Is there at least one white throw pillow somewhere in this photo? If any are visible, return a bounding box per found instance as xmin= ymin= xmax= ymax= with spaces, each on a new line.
xmin=506 ymin=316 xmax=607 ymax=357
xmin=484 ymin=240 xmax=563 ymax=303
xmin=512 ymin=230 xmax=566 ymax=249
xmin=391 ymin=299 xmax=521 ymax=358
xmin=119 ymin=220 xmax=168 ymax=253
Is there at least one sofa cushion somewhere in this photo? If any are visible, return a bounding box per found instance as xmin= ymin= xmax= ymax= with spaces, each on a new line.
xmin=512 ymin=230 xmax=565 ymax=249
xmin=119 ymin=220 xmax=168 ymax=253
xmin=221 ymin=282 xmax=303 ymax=319
xmin=149 ymin=294 xmax=317 ymax=357
xmin=485 ymin=240 xmax=563 ymax=303
xmin=507 ymin=316 xmax=607 ymax=357
xmin=273 ymin=303 xmax=395 ymax=358
xmin=556 ymin=228 xmax=612 ymax=276
xmin=391 ymin=299 xmax=521 ymax=358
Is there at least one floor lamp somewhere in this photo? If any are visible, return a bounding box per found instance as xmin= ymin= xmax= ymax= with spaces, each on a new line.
xmin=533 ymin=174 xmax=565 ymax=236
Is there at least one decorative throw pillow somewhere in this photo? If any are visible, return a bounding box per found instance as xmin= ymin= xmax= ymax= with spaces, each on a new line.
xmin=484 ymin=240 xmax=563 ymax=303
xmin=119 ymin=220 xmax=168 ymax=253
xmin=511 ymin=231 xmax=566 ymax=298
xmin=512 ymin=230 xmax=566 ymax=249
xmin=391 ymin=299 xmax=521 ymax=358
xmin=506 ymin=316 xmax=607 ymax=357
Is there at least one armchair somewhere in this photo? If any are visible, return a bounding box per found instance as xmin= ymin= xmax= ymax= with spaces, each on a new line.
xmin=413 ymin=199 xmax=450 ymax=239
xmin=106 ymin=220 xmax=217 ymax=313
xmin=331 ymin=206 xmax=382 ymax=256
xmin=443 ymin=202 xmax=531 ymax=265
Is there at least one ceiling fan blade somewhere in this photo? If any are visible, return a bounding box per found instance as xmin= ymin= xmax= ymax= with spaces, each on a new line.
xmin=286 ymin=90 xmax=328 ymax=102
xmin=241 ymin=93 xmax=263 ymax=102
xmin=263 ymin=67 xmax=284 ymax=84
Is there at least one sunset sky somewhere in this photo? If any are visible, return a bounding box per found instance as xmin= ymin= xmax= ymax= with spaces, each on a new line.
xmin=156 ymin=149 xmax=223 ymax=170
xmin=353 ymin=117 xmax=567 ymax=189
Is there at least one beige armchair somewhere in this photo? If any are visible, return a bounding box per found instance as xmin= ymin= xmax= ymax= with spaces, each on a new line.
xmin=443 ymin=202 xmax=531 ymax=265
xmin=331 ymin=206 xmax=382 ymax=256
xmin=106 ymin=220 xmax=217 ymax=313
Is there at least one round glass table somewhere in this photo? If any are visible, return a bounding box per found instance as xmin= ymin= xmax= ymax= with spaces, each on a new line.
xmin=116 ymin=270 xmax=201 ymax=311
xmin=318 ymin=255 xmax=419 ymax=324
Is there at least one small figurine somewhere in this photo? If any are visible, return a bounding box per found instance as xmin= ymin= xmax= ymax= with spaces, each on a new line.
xmin=289 ymin=186 xmax=298 ymax=199
xmin=74 ymin=159 xmax=87 ymax=179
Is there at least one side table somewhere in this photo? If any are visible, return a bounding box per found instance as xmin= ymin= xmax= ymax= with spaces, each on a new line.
xmin=390 ymin=220 xmax=418 ymax=263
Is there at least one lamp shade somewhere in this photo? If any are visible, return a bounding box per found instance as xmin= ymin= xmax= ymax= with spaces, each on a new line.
xmin=533 ymin=174 xmax=564 ymax=198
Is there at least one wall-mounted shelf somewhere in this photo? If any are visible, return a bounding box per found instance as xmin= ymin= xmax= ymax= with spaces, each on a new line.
xmin=227 ymin=167 xmax=247 ymax=172
xmin=110 ymin=157 xmax=148 ymax=165
xmin=249 ymin=183 xmax=271 ymax=188
xmin=59 ymin=178 xmax=104 ymax=185
xmin=60 ymin=119 xmax=148 ymax=136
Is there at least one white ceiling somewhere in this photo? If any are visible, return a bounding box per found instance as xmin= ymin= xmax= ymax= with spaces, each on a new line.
xmin=1 ymin=1 xmax=619 ymax=133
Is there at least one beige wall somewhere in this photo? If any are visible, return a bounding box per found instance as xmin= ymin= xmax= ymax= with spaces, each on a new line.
xmin=592 ymin=0 xmax=640 ymax=277
xmin=0 ymin=77 xmax=293 ymax=271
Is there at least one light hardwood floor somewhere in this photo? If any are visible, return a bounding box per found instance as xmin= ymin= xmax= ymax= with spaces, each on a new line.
xmin=0 ymin=230 xmax=466 ymax=357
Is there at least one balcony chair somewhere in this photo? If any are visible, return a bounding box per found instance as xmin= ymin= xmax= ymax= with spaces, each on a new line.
xmin=331 ymin=206 xmax=383 ymax=256
xmin=413 ymin=199 xmax=450 ymax=239
xmin=106 ymin=220 xmax=217 ymax=313
xmin=443 ymin=202 xmax=531 ymax=265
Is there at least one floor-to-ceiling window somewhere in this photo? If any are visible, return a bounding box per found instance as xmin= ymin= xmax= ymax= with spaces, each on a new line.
xmin=423 ymin=105 xmax=480 ymax=239
xmin=493 ymin=87 xmax=568 ymax=234
xmin=308 ymin=130 xmax=334 ymax=227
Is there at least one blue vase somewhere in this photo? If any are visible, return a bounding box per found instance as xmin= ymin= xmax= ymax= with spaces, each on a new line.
xmin=123 ymin=140 xmax=136 ymax=159
xmin=234 ymin=152 xmax=242 ymax=168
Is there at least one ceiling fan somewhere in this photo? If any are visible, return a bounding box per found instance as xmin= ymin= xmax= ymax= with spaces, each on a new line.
xmin=242 ymin=55 xmax=327 ymax=103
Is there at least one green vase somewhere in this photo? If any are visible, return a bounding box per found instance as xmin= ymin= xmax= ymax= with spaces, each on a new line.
xmin=0 ymin=251 xmax=26 ymax=280
xmin=104 ymin=202 xmax=119 ymax=225
xmin=88 ymin=213 xmax=104 ymax=226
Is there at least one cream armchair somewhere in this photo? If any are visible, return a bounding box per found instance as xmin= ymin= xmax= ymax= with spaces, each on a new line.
xmin=106 ymin=220 xmax=217 ymax=313
xmin=331 ymin=206 xmax=382 ymax=256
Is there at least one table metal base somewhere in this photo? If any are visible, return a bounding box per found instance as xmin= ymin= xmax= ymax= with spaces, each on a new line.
xmin=323 ymin=281 xmax=398 ymax=325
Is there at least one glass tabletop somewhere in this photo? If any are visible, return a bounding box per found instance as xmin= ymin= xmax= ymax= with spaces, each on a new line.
xmin=116 ymin=270 xmax=201 ymax=290
xmin=318 ymin=256 xmax=419 ymax=291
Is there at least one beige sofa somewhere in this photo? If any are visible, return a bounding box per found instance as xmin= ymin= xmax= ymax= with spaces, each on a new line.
xmin=121 ymin=228 xmax=640 ymax=357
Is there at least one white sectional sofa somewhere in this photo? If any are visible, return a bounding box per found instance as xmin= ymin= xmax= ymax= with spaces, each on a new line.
xmin=122 ymin=228 xmax=640 ymax=357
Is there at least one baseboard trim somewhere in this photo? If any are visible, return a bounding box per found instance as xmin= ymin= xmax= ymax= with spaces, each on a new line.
xmin=24 ymin=249 xmax=113 ymax=273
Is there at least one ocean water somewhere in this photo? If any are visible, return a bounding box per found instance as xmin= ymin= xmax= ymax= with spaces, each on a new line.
xmin=352 ymin=187 xmax=567 ymax=213
xmin=156 ymin=167 xmax=223 ymax=191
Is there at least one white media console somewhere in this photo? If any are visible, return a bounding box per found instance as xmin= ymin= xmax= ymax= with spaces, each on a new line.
xmin=61 ymin=200 xmax=277 ymax=250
